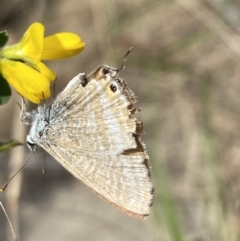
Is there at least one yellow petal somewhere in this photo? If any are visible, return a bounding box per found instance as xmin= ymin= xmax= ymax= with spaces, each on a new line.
xmin=0 ymin=59 xmax=50 ymax=104
xmin=19 ymin=22 xmax=44 ymax=61
xmin=41 ymin=33 xmax=85 ymax=60
xmin=35 ymin=62 xmax=56 ymax=81
xmin=0 ymin=23 xmax=44 ymax=63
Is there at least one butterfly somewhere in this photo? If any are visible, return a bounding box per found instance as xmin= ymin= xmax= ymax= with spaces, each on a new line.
xmin=20 ymin=60 xmax=153 ymax=218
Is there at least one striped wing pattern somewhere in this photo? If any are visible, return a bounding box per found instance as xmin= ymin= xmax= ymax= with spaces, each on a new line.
xmin=39 ymin=66 xmax=153 ymax=218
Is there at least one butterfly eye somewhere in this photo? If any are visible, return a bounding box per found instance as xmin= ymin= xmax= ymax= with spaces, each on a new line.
xmin=26 ymin=135 xmax=37 ymax=151
xmin=38 ymin=131 xmax=43 ymax=137
xmin=110 ymin=84 xmax=117 ymax=92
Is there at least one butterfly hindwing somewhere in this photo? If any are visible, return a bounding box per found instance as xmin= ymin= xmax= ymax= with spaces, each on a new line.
xmin=31 ymin=65 xmax=153 ymax=218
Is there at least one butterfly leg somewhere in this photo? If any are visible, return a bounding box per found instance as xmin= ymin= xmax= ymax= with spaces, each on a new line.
xmin=18 ymin=97 xmax=26 ymax=121
xmin=19 ymin=97 xmax=34 ymax=126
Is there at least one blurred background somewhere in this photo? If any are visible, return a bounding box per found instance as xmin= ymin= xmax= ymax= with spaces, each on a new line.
xmin=1 ymin=0 xmax=240 ymax=240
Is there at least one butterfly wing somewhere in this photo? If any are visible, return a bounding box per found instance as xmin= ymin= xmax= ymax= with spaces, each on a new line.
xmin=40 ymin=66 xmax=153 ymax=218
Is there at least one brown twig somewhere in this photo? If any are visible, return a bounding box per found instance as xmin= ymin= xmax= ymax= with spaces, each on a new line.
xmin=0 ymin=202 xmax=17 ymax=241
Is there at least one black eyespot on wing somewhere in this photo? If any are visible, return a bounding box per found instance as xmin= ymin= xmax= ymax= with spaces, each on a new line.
xmin=116 ymin=79 xmax=121 ymax=84
xmin=115 ymin=78 xmax=124 ymax=91
xmin=110 ymin=84 xmax=117 ymax=92
xmin=79 ymin=74 xmax=88 ymax=87
xmin=102 ymin=67 xmax=111 ymax=75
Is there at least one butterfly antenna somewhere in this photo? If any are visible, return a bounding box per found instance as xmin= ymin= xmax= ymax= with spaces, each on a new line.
xmin=41 ymin=148 xmax=47 ymax=174
xmin=0 ymin=152 xmax=35 ymax=192
xmin=118 ymin=47 xmax=133 ymax=73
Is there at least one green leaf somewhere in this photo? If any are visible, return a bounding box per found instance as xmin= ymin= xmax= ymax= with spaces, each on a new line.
xmin=0 ymin=140 xmax=23 ymax=153
xmin=0 ymin=30 xmax=8 ymax=48
xmin=0 ymin=74 xmax=11 ymax=105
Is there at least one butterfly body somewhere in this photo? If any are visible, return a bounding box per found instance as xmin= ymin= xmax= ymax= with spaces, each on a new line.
xmin=22 ymin=65 xmax=153 ymax=218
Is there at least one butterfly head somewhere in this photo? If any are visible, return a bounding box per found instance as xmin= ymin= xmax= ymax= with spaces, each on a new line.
xmin=26 ymin=106 xmax=48 ymax=152
xmin=26 ymin=135 xmax=37 ymax=152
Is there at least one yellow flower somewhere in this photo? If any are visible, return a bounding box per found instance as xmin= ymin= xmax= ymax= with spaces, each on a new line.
xmin=0 ymin=59 xmax=51 ymax=104
xmin=0 ymin=22 xmax=85 ymax=103
xmin=42 ymin=33 xmax=85 ymax=60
